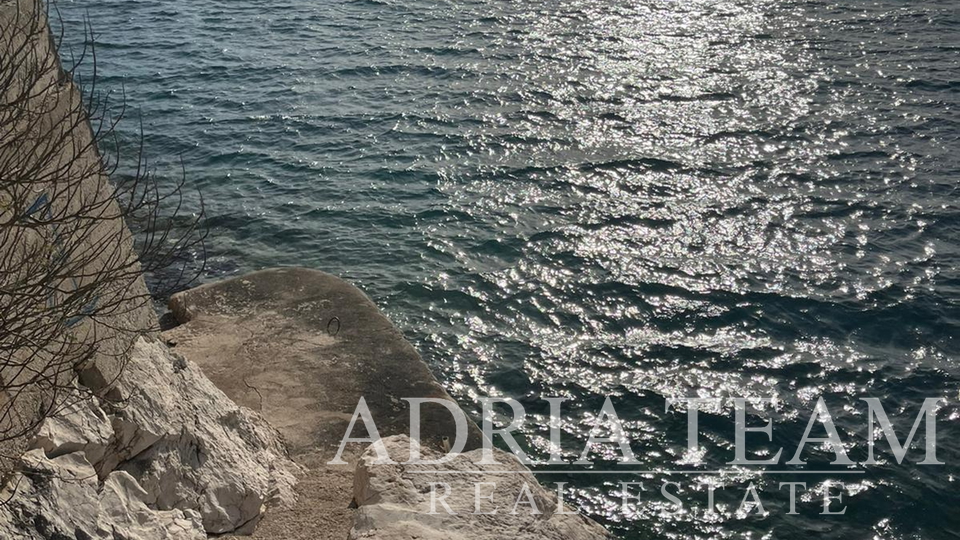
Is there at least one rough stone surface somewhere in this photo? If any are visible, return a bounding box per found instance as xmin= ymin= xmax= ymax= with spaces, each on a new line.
xmin=0 ymin=337 xmax=298 ymax=538
xmin=34 ymin=394 xmax=114 ymax=467
xmin=163 ymin=267 xmax=485 ymax=540
xmin=0 ymin=450 xmax=206 ymax=540
xmin=165 ymin=267 xmax=484 ymax=456
xmin=350 ymin=435 xmax=611 ymax=540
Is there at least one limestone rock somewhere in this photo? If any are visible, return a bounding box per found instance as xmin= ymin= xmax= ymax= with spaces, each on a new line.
xmin=0 ymin=337 xmax=299 ymax=539
xmin=34 ymin=395 xmax=114 ymax=468
xmin=0 ymin=449 xmax=206 ymax=540
xmin=350 ymin=435 xmax=611 ymax=540
xmin=104 ymin=338 xmax=299 ymax=534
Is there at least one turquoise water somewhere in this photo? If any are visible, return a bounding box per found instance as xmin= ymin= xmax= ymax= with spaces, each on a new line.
xmin=58 ymin=0 xmax=960 ymax=537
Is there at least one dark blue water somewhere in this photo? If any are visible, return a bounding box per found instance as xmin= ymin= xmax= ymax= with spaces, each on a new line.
xmin=57 ymin=0 xmax=960 ymax=537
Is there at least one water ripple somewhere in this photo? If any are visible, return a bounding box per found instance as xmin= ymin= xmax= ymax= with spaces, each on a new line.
xmin=58 ymin=0 xmax=960 ymax=537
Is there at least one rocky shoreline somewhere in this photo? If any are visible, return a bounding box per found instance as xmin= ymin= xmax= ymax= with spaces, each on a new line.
xmin=162 ymin=268 xmax=609 ymax=540
xmin=1 ymin=268 xmax=611 ymax=539
xmin=0 ymin=1 xmax=611 ymax=537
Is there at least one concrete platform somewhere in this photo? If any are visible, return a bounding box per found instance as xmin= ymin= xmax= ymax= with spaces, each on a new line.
xmin=162 ymin=267 xmax=483 ymax=539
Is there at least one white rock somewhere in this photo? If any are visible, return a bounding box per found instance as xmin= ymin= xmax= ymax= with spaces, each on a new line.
xmin=0 ymin=449 xmax=206 ymax=540
xmin=102 ymin=338 xmax=299 ymax=534
xmin=0 ymin=337 xmax=299 ymax=538
xmin=350 ymin=435 xmax=611 ymax=540
xmin=34 ymin=394 xmax=114 ymax=470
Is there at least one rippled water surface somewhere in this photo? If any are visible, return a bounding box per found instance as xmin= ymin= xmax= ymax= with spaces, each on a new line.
xmin=58 ymin=0 xmax=960 ymax=537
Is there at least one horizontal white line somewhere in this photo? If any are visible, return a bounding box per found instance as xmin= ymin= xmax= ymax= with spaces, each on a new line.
xmin=406 ymin=470 xmax=866 ymax=475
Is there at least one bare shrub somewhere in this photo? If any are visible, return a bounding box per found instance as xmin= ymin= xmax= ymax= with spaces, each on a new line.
xmin=0 ymin=0 xmax=205 ymax=460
